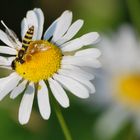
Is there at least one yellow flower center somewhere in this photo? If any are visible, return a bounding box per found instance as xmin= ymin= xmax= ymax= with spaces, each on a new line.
xmin=15 ymin=40 xmax=62 ymax=82
xmin=115 ymin=74 xmax=140 ymax=108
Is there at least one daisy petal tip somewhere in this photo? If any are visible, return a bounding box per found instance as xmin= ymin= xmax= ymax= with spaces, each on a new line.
xmin=19 ymin=121 xmax=27 ymax=125
xmin=64 ymin=104 xmax=70 ymax=108
xmin=90 ymin=89 xmax=96 ymax=94
xmin=62 ymin=101 xmax=70 ymax=108
xmin=34 ymin=8 xmax=42 ymax=11
xmin=75 ymin=19 xmax=84 ymax=27
xmin=18 ymin=116 xmax=28 ymax=125
xmin=79 ymin=19 xmax=84 ymax=25
xmin=10 ymin=94 xmax=14 ymax=99
xmin=10 ymin=94 xmax=17 ymax=99
xmin=91 ymin=32 xmax=100 ymax=43
xmin=82 ymin=32 xmax=100 ymax=45
xmin=81 ymin=93 xmax=90 ymax=99
xmin=61 ymin=10 xmax=72 ymax=18
xmin=41 ymin=112 xmax=51 ymax=120
xmin=64 ymin=10 xmax=72 ymax=14
xmin=64 ymin=10 xmax=73 ymax=19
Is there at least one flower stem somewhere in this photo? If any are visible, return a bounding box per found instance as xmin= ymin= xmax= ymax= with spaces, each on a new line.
xmin=46 ymin=81 xmax=73 ymax=140
xmin=54 ymin=101 xmax=73 ymax=140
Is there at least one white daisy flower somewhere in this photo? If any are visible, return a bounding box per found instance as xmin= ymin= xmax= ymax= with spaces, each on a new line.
xmin=0 ymin=8 xmax=101 ymax=125
xmin=94 ymin=25 xmax=140 ymax=139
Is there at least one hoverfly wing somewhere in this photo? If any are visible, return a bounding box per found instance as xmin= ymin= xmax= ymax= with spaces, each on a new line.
xmin=5 ymin=28 xmax=22 ymax=47
xmin=5 ymin=28 xmax=17 ymax=40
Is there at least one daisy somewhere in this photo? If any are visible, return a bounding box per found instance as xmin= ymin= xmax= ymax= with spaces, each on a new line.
xmin=94 ymin=26 xmax=140 ymax=139
xmin=0 ymin=8 xmax=101 ymax=125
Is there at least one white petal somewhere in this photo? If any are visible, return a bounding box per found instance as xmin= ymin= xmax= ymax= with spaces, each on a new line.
xmin=58 ymin=69 xmax=95 ymax=94
xmin=61 ymin=32 xmax=100 ymax=52
xmin=26 ymin=11 xmax=38 ymax=28
xmin=0 ymin=56 xmax=15 ymax=67
xmin=21 ymin=18 xmax=28 ymax=39
xmin=10 ymin=80 xmax=28 ymax=99
xmin=26 ymin=11 xmax=38 ymax=40
xmin=0 ymin=46 xmax=17 ymax=55
xmin=0 ymin=73 xmax=22 ymax=100
xmin=0 ymin=66 xmax=12 ymax=70
xmin=1 ymin=21 xmax=22 ymax=48
xmin=37 ymin=81 xmax=51 ymax=120
xmin=61 ymin=64 xmax=95 ymax=80
xmin=0 ymin=73 xmax=15 ymax=87
xmin=61 ymin=38 xmax=82 ymax=51
xmin=53 ymin=74 xmax=89 ymax=99
xmin=56 ymin=19 xmax=84 ymax=45
xmin=0 ymin=56 xmax=9 ymax=66
xmin=7 ymin=57 xmax=15 ymax=65
xmin=0 ymin=30 xmax=14 ymax=48
xmin=43 ymin=19 xmax=58 ymax=40
xmin=62 ymin=56 xmax=101 ymax=68
xmin=34 ymin=8 xmax=44 ymax=40
xmin=75 ymin=48 xmax=101 ymax=58
xmin=51 ymin=10 xmax=72 ymax=43
xmin=21 ymin=10 xmax=38 ymax=40
xmin=95 ymin=105 xmax=129 ymax=140
xmin=80 ymin=32 xmax=100 ymax=45
xmin=49 ymin=78 xmax=69 ymax=108
xmin=18 ymin=83 xmax=35 ymax=125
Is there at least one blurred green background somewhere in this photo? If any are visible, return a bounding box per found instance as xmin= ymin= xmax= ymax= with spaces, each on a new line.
xmin=0 ymin=0 xmax=139 ymax=140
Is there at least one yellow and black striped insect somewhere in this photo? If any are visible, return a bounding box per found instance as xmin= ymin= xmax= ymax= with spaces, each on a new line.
xmin=11 ymin=26 xmax=34 ymax=70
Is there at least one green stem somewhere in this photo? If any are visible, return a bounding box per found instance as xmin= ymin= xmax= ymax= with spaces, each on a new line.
xmin=54 ymin=101 xmax=73 ymax=140
xmin=46 ymin=81 xmax=73 ymax=140
xmin=126 ymin=0 xmax=140 ymax=34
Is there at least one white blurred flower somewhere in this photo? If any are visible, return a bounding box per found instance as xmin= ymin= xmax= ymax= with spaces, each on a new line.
xmin=94 ymin=25 xmax=140 ymax=139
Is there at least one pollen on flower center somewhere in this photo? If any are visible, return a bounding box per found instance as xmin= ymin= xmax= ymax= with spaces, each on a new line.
xmin=15 ymin=40 xmax=62 ymax=82
xmin=114 ymin=74 xmax=140 ymax=108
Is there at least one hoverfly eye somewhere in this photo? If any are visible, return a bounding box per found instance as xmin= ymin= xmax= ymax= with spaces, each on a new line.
xmin=18 ymin=50 xmax=25 ymax=58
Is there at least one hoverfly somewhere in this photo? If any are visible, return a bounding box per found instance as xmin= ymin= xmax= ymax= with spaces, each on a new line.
xmin=11 ymin=26 xmax=34 ymax=70
xmin=1 ymin=21 xmax=49 ymax=70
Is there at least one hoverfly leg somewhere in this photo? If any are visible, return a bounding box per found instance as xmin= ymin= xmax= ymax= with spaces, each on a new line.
xmin=20 ymin=59 xmax=25 ymax=64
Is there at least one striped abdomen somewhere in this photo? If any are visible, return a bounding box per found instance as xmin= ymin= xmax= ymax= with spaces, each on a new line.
xmin=22 ymin=26 xmax=34 ymax=51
